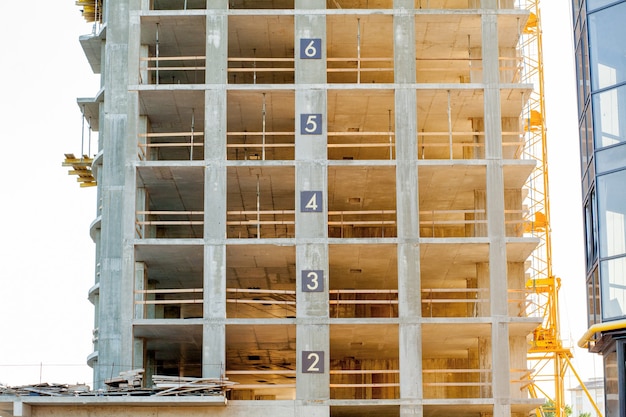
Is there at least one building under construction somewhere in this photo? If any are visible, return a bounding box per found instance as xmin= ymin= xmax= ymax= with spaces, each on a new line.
xmin=2 ymin=0 xmax=556 ymax=416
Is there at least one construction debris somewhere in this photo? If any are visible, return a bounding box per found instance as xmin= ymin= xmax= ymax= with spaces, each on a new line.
xmin=0 ymin=369 xmax=235 ymax=398
xmin=104 ymin=369 xmax=144 ymax=391
xmin=152 ymin=375 xmax=237 ymax=396
xmin=0 ymin=383 xmax=90 ymax=397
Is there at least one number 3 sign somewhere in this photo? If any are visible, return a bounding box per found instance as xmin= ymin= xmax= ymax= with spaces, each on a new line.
xmin=302 ymin=270 xmax=324 ymax=292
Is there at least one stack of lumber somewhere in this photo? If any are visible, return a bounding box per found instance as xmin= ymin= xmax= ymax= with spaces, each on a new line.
xmin=152 ymin=375 xmax=237 ymax=396
xmin=104 ymin=369 xmax=144 ymax=391
xmin=0 ymin=383 xmax=90 ymax=397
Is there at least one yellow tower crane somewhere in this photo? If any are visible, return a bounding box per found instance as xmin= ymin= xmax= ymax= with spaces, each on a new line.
xmin=520 ymin=2 xmax=602 ymax=416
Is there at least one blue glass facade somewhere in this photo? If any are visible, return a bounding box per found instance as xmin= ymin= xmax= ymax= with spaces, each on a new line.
xmin=574 ymin=1 xmax=626 ymax=416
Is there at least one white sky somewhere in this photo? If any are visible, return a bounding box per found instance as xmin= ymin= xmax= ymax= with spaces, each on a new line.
xmin=0 ymin=0 xmax=602 ymax=391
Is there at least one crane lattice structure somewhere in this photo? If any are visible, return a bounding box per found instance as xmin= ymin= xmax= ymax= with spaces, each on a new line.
xmin=519 ymin=1 xmax=602 ymax=416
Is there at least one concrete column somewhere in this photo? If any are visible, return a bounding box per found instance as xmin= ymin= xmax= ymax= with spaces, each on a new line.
xmin=295 ymin=1 xmax=330 ymax=409
xmin=133 ymin=337 xmax=144 ymax=373
xmin=205 ymin=10 xmax=228 ymax=85
xmin=203 ymin=6 xmax=228 ymax=380
xmin=394 ymin=3 xmax=422 ymax=416
xmin=482 ymin=7 xmax=511 ymax=413
xmin=12 ymin=402 xmax=30 ymax=417
xmin=97 ymin=0 xmax=136 ymax=388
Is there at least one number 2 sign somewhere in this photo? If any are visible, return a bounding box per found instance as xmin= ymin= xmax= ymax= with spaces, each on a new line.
xmin=302 ymin=351 xmax=325 ymax=373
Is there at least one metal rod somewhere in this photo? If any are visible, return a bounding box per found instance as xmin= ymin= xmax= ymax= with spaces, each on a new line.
xmin=262 ymin=93 xmax=267 ymax=160
xmin=256 ymin=175 xmax=261 ymax=239
xmin=88 ymin=117 xmax=92 ymax=157
xmin=190 ymin=109 xmax=195 ymax=161
xmin=467 ymin=35 xmax=472 ymax=81
xmin=388 ymin=109 xmax=393 ymax=160
xmin=156 ymin=23 xmax=160 ymax=85
xmin=253 ymin=48 xmax=257 ymax=85
xmin=357 ymin=18 xmax=361 ymax=84
xmin=81 ymin=105 xmax=86 ymax=158
xmin=447 ymin=90 xmax=453 ymax=159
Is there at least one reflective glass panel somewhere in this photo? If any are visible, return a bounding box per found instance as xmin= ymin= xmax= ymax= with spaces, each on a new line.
xmin=601 ymin=256 xmax=626 ymax=319
xmin=596 ymin=143 xmax=626 ymax=173
xmin=593 ymin=85 xmax=626 ymax=148
xmin=589 ymin=2 xmax=626 ymax=90
xmin=597 ymin=170 xmax=626 ymax=257
xmin=588 ymin=0 xmax=620 ymax=11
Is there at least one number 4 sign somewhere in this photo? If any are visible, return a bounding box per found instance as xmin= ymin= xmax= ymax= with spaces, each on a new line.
xmin=301 ymin=191 xmax=323 ymax=213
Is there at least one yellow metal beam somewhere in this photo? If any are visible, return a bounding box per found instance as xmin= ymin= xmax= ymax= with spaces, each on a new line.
xmin=578 ymin=319 xmax=626 ymax=349
xmin=63 ymin=153 xmax=96 ymax=187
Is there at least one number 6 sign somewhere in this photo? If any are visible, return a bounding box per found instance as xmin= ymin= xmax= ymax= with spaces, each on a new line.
xmin=300 ymin=38 xmax=322 ymax=59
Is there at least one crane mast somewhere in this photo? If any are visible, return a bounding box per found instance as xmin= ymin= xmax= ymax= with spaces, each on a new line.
xmin=520 ymin=2 xmax=602 ymax=416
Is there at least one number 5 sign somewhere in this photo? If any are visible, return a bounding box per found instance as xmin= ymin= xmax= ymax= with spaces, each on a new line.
xmin=300 ymin=114 xmax=322 ymax=135
xmin=300 ymin=38 xmax=322 ymax=59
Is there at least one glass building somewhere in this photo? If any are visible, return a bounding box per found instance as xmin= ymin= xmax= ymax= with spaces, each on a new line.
xmin=573 ymin=0 xmax=626 ymax=416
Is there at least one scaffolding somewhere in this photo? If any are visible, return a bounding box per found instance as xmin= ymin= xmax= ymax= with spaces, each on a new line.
xmin=520 ymin=1 xmax=602 ymax=416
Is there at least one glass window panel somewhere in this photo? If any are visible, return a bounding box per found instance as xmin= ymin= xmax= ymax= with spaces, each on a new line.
xmin=601 ymin=256 xmax=626 ymax=319
xmin=603 ymin=349 xmax=619 ymax=417
xmin=593 ymin=268 xmax=601 ymax=324
xmin=585 ymin=200 xmax=595 ymax=268
xmin=596 ymin=143 xmax=626 ymax=173
xmin=583 ymin=22 xmax=591 ymax=103
xmin=588 ymin=0 xmax=620 ymax=11
xmin=585 ymin=99 xmax=593 ymax=156
xmin=593 ymin=85 xmax=626 ymax=148
xmin=589 ymin=2 xmax=626 ymax=90
xmin=577 ymin=42 xmax=585 ymax=117
xmin=592 ymin=190 xmax=599 ymax=259
xmin=587 ymin=273 xmax=596 ymax=327
xmin=585 ymin=106 xmax=593 ymax=165
xmin=580 ymin=115 xmax=589 ymax=169
xmin=597 ymin=170 xmax=626 ymax=257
